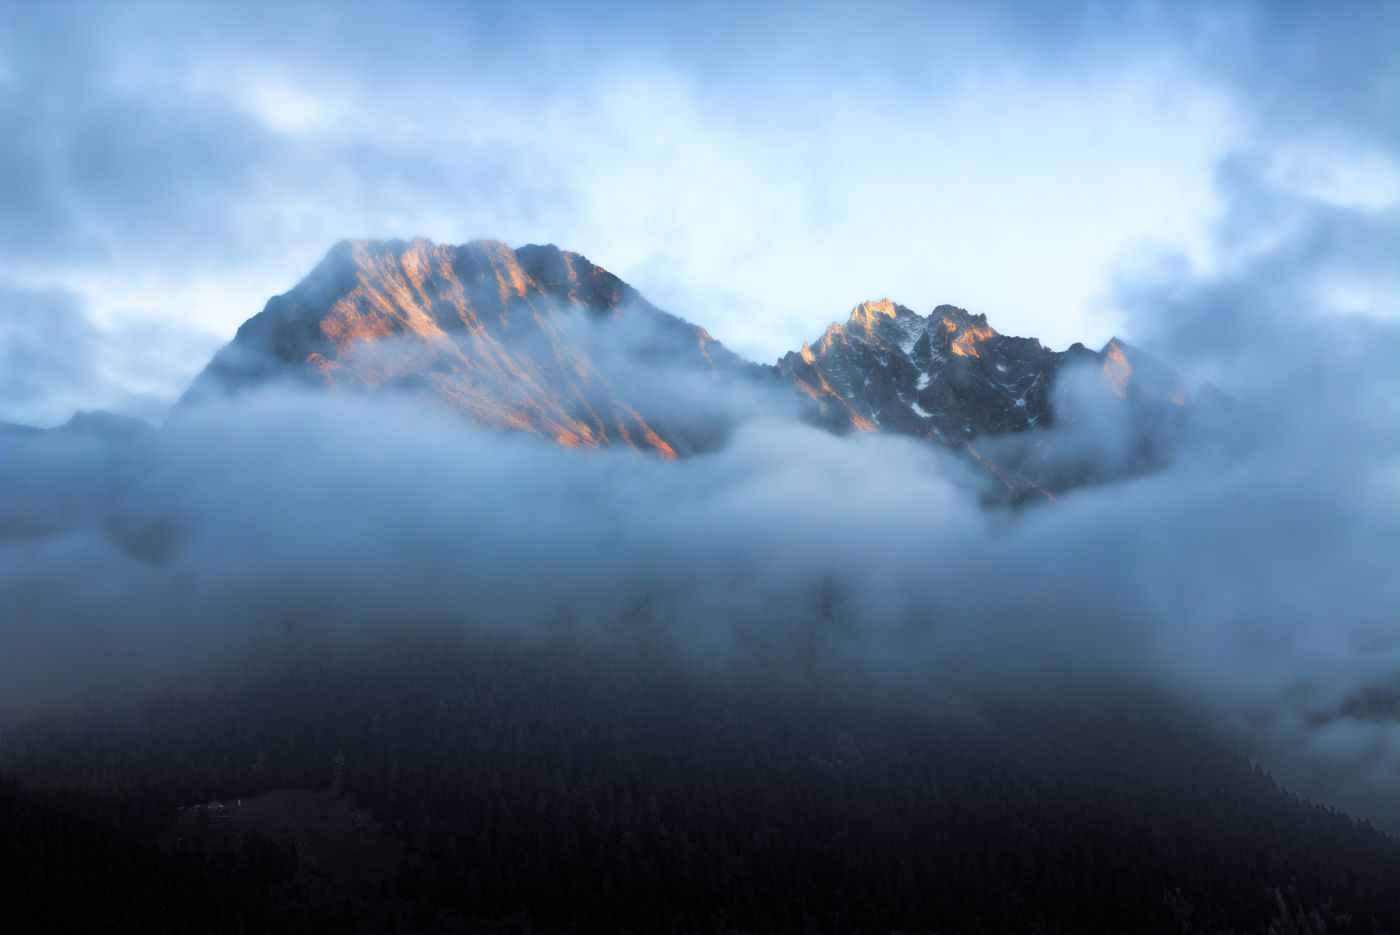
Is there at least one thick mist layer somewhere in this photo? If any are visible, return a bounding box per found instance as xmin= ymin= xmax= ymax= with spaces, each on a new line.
xmin=4 ymin=264 xmax=1399 ymax=831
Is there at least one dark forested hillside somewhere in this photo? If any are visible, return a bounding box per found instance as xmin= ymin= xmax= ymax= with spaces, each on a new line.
xmin=3 ymin=631 xmax=1399 ymax=934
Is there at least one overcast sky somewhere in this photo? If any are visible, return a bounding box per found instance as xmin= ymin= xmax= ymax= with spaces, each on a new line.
xmin=2 ymin=0 xmax=1398 ymax=425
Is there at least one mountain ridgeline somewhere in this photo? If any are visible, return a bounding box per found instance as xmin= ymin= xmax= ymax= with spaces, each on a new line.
xmin=185 ymin=238 xmax=751 ymax=459
xmin=9 ymin=240 xmax=1400 ymax=934
xmin=184 ymin=237 xmax=1190 ymax=498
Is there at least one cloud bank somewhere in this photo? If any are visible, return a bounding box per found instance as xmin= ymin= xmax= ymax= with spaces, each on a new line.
xmin=3 ymin=164 xmax=1399 ymax=827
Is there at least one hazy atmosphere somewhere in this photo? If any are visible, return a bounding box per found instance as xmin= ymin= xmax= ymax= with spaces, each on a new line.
xmin=3 ymin=2 xmax=1399 ymax=932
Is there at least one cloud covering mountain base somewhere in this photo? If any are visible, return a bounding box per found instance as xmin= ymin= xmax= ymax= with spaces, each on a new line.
xmin=3 ymin=293 xmax=1398 ymax=829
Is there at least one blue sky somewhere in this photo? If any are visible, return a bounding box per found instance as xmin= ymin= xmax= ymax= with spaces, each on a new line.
xmin=2 ymin=0 xmax=1397 ymax=424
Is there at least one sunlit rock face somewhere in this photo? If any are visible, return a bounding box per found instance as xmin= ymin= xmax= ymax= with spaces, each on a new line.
xmin=778 ymin=300 xmax=1065 ymax=441
xmin=777 ymin=301 xmax=1190 ymax=499
xmin=184 ymin=238 xmax=748 ymax=457
xmin=185 ymin=237 xmax=1190 ymax=499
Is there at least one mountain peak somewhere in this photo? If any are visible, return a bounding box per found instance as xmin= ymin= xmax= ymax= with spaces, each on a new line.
xmin=848 ymin=298 xmax=906 ymax=322
xmin=774 ymin=293 xmax=1189 ymax=500
xmin=183 ymin=237 xmax=745 ymax=457
xmin=182 ymin=236 xmax=1188 ymax=502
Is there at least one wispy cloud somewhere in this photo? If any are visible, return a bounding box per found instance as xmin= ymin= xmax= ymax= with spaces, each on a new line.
xmin=6 ymin=0 xmax=1349 ymax=414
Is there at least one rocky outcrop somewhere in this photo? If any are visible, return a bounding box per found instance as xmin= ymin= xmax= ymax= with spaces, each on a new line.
xmin=183 ymin=238 xmax=748 ymax=458
xmin=183 ymin=238 xmax=1191 ymax=499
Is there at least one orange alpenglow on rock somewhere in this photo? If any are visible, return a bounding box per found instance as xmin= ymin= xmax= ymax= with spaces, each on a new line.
xmin=773 ymin=300 xmax=1191 ymax=502
xmin=1102 ymin=339 xmax=1133 ymax=397
xmin=948 ymin=321 xmax=997 ymax=357
xmin=183 ymin=239 xmax=1191 ymax=502
xmin=183 ymin=238 xmax=748 ymax=459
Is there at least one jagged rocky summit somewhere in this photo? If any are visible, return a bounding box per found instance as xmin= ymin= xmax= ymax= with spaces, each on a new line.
xmin=183 ymin=237 xmax=1190 ymax=498
xmin=185 ymin=238 xmax=750 ymax=458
